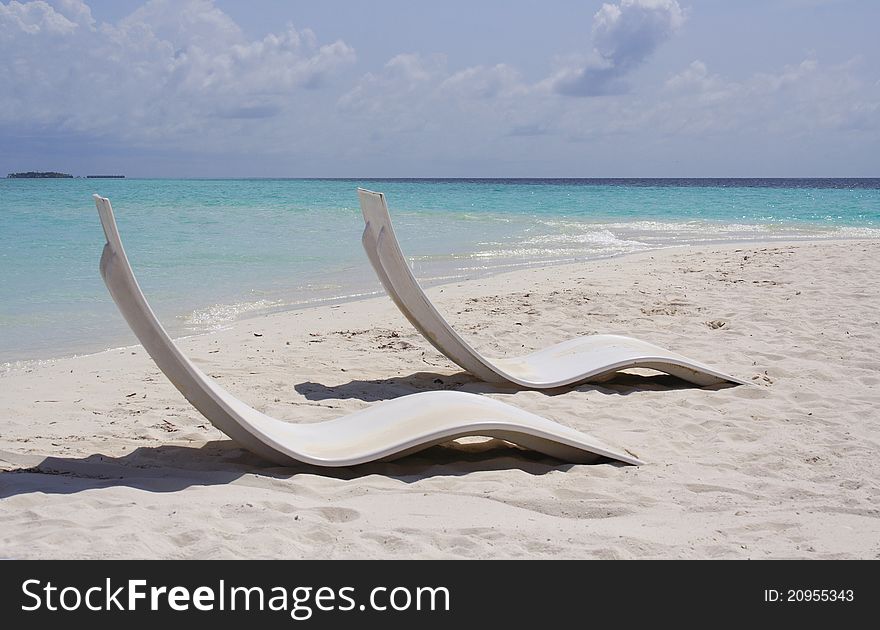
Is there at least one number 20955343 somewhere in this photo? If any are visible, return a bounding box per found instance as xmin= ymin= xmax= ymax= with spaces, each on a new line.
xmin=764 ymin=589 xmax=854 ymax=603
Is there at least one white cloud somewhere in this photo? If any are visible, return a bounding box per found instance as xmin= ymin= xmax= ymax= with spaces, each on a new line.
xmin=0 ymin=0 xmax=86 ymax=33
xmin=441 ymin=64 xmax=527 ymax=100
xmin=338 ymin=54 xmax=539 ymax=143
xmin=337 ymin=43 xmax=878 ymax=170
xmin=657 ymin=57 xmax=879 ymax=136
xmin=1 ymin=0 xmax=876 ymax=175
xmin=337 ymin=53 xmax=448 ymax=132
xmin=383 ymin=53 xmax=445 ymax=83
xmin=552 ymin=0 xmax=685 ymax=96
xmin=0 ymin=0 xmax=355 ymax=145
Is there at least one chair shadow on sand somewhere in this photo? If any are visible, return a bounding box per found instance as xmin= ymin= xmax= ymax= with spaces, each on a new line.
xmin=0 ymin=358 xmax=729 ymax=501
xmin=293 ymin=369 xmax=730 ymax=403
xmin=0 ymin=438 xmax=599 ymax=501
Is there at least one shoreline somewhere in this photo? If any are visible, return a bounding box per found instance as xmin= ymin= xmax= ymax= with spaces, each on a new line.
xmin=3 ymin=235 xmax=876 ymax=370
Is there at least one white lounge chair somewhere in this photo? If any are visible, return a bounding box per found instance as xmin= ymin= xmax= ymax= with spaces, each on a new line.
xmin=93 ymin=195 xmax=642 ymax=467
xmin=358 ymin=188 xmax=750 ymax=389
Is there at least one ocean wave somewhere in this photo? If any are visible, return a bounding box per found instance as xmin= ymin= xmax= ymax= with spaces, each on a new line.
xmin=470 ymin=245 xmax=641 ymax=259
xmin=540 ymin=218 xmax=880 ymax=239
xmin=287 ymin=290 xmax=384 ymax=306
xmin=816 ymin=225 xmax=880 ymax=238
xmin=601 ymin=220 xmax=773 ymax=234
xmin=453 ymin=257 xmax=603 ymax=273
xmin=184 ymin=299 xmax=282 ymax=330
xmin=526 ymin=227 xmax=648 ymax=247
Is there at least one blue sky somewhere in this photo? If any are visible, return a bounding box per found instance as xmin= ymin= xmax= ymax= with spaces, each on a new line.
xmin=1 ymin=0 xmax=877 ymax=177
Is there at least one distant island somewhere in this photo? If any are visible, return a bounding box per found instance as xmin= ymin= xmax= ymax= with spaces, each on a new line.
xmin=7 ymin=171 xmax=73 ymax=179
xmin=5 ymin=172 xmax=127 ymax=179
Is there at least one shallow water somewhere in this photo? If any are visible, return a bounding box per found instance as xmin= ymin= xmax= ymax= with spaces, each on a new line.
xmin=1 ymin=177 xmax=878 ymax=363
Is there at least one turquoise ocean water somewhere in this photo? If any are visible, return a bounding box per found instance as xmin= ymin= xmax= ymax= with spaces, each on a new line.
xmin=2 ymin=178 xmax=879 ymax=365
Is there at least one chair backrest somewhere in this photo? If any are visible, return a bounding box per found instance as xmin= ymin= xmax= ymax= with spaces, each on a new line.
xmin=358 ymin=189 xmax=502 ymax=382
xmin=93 ymin=195 xmax=288 ymax=462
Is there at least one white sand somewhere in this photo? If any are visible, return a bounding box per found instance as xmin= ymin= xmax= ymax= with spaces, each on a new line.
xmin=1 ymin=240 xmax=878 ymax=559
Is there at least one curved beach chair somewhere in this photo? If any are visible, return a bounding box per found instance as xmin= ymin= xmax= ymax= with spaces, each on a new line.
xmin=93 ymin=195 xmax=642 ymax=467
xmin=358 ymin=188 xmax=750 ymax=389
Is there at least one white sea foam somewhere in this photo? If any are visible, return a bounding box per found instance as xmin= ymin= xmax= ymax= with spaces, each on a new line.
xmin=184 ymin=299 xmax=282 ymax=330
xmin=822 ymin=225 xmax=880 ymax=238
xmin=528 ymin=227 xmax=639 ymax=245
xmin=592 ymin=220 xmax=770 ymax=233
xmin=181 ymin=289 xmax=389 ymax=333
xmin=287 ymin=290 xmax=384 ymax=306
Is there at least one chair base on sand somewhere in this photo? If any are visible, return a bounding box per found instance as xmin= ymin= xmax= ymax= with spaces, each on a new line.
xmin=93 ymin=195 xmax=643 ymax=467
xmin=358 ymin=188 xmax=751 ymax=389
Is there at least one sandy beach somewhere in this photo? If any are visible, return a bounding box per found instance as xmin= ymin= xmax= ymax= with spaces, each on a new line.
xmin=1 ymin=239 xmax=878 ymax=559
